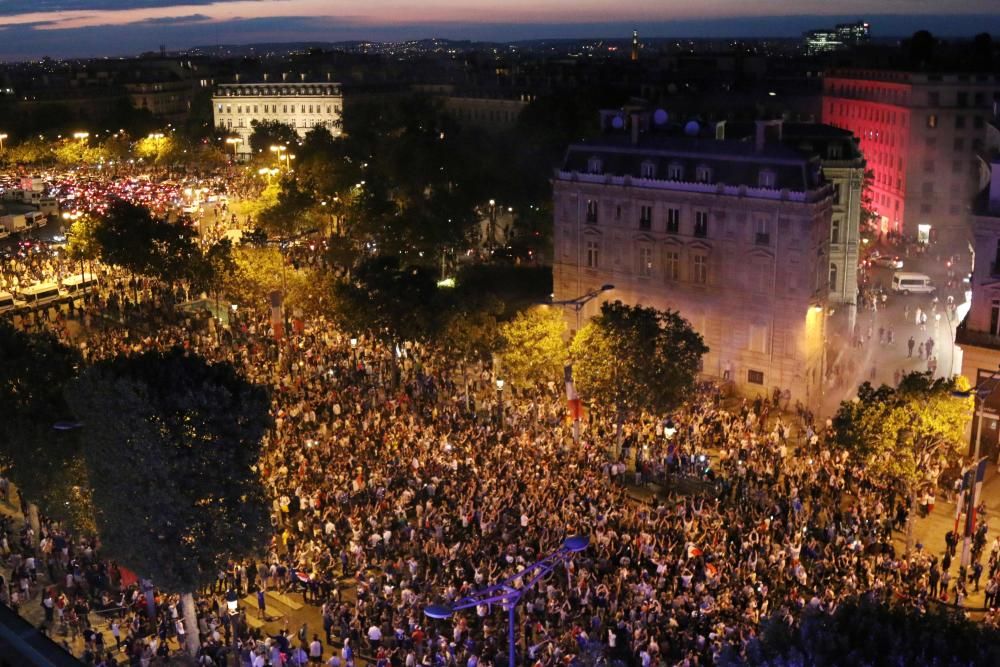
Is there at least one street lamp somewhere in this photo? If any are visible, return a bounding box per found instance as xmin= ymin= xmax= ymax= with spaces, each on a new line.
xmin=550 ymin=284 xmax=615 ymax=332
xmin=350 ymin=337 xmax=358 ymax=367
xmin=424 ymin=535 xmax=589 ymax=667
xmin=225 ymin=137 xmax=242 ymax=159
xmin=0 ymin=133 xmax=7 ymax=151
xmin=488 ymin=198 xmax=497 ymax=250
xmin=73 ymin=132 xmax=89 ymax=141
xmin=496 ymin=379 xmax=505 ymax=429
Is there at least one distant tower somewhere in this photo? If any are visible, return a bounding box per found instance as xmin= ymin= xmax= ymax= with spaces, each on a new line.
xmin=631 ymin=30 xmax=639 ymax=61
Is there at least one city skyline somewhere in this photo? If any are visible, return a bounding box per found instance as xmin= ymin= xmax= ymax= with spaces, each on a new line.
xmin=0 ymin=0 xmax=996 ymax=60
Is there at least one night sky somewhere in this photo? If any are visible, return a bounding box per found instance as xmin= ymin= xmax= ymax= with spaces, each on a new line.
xmin=0 ymin=0 xmax=996 ymax=60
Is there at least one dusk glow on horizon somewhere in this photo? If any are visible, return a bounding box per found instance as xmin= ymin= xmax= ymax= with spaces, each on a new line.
xmin=0 ymin=0 xmax=996 ymax=59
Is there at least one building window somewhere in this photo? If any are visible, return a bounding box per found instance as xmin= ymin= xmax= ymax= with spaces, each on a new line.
xmin=639 ymin=205 xmax=652 ymax=230
xmin=615 ymin=205 xmax=622 ymax=221
xmin=747 ymin=370 xmax=765 ymax=385
xmin=928 ymin=92 xmax=940 ymax=106
xmin=955 ymin=138 xmax=966 ymax=151
xmin=640 ymin=161 xmax=656 ymax=179
xmin=754 ymin=217 xmax=770 ymax=245
xmin=664 ymin=250 xmax=680 ymax=280
xmin=992 ymin=300 xmax=1000 ymax=335
xmin=666 ymin=208 xmax=680 ymax=233
xmin=587 ymin=156 xmax=603 ymax=174
xmin=694 ymin=211 xmax=709 ymax=238
xmin=926 ymin=114 xmax=937 ymax=128
xmin=957 ymin=91 xmax=969 ymax=108
xmin=758 ymin=169 xmax=776 ymax=189
xmin=955 ymin=115 xmax=966 ymax=129
xmin=638 ymin=246 xmax=653 ymax=277
xmin=695 ymin=165 xmax=713 ymax=183
xmin=924 ymin=159 xmax=934 ymax=173
xmin=691 ymin=253 xmax=708 ymax=284
xmin=668 ymin=162 xmax=684 ymax=180
xmin=831 ymin=218 xmax=841 ymax=243
xmin=586 ymin=200 xmax=599 ymax=224
xmin=829 ymin=263 xmax=838 ymax=292
xmin=586 ymin=240 xmax=600 ymax=268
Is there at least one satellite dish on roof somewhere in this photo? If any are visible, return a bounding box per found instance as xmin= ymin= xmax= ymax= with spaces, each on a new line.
xmin=611 ymin=115 xmax=625 ymax=130
xmin=653 ymin=109 xmax=668 ymax=125
xmin=684 ymin=120 xmax=700 ymax=137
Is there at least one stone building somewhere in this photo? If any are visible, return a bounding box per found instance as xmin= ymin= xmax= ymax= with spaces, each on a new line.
xmin=552 ymin=122 xmax=836 ymax=407
xmin=212 ymin=81 xmax=342 ymax=155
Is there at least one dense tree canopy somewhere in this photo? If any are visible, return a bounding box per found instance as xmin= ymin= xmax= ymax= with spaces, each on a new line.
xmin=0 ymin=322 xmax=87 ymax=528
xmin=570 ymin=301 xmax=708 ymax=417
xmin=498 ymin=306 xmax=568 ymax=389
xmin=65 ymin=349 xmax=272 ymax=594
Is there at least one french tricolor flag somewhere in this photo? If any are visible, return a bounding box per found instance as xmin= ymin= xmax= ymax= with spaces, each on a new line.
xmin=965 ymin=457 xmax=989 ymax=538
xmin=565 ymin=365 xmax=582 ymax=421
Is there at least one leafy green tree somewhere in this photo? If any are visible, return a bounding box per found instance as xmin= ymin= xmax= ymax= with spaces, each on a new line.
xmin=247 ymin=120 xmax=299 ymax=156
xmin=570 ymin=301 xmax=708 ymax=421
xmin=0 ymin=322 xmax=88 ymax=535
xmin=66 ymin=214 xmax=101 ymax=265
xmin=731 ymin=598 xmax=1000 ymax=666
xmin=498 ymin=306 xmax=568 ymax=389
xmin=93 ymin=199 xmax=202 ymax=283
xmin=256 ymin=175 xmax=316 ymax=238
xmin=832 ymin=372 xmax=971 ymax=548
xmin=330 ymin=255 xmax=445 ymax=342
xmin=66 ymin=349 xmax=271 ymax=656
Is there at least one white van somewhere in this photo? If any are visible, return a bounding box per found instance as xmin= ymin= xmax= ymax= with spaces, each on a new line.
xmin=61 ymin=272 xmax=98 ymax=295
xmin=0 ymin=291 xmax=17 ymax=314
xmin=16 ymin=282 xmax=63 ymax=308
xmin=891 ymin=271 xmax=935 ymax=295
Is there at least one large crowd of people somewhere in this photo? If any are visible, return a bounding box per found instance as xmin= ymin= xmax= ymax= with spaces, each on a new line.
xmin=2 ymin=231 xmax=999 ymax=666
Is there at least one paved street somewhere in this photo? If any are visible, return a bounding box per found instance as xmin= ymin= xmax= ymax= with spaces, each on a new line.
xmin=823 ymin=244 xmax=970 ymax=415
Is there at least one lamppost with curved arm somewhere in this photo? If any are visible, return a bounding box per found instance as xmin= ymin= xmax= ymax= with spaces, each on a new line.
xmin=424 ymin=535 xmax=589 ymax=667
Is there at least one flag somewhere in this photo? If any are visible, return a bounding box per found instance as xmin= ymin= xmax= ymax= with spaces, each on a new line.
xmin=269 ymin=290 xmax=284 ymax=342
xmin=564 ymin=365 xmax=582 ymax=421
xmin=965 ymin=457 xmax=989 ymax=538
xmin=705 ymin=563 xmax=718 ymax=578
xmin=687 ymin=544 xmax=703 ymax=559
xmin=295 ymin=570 xmax=311 ymax=583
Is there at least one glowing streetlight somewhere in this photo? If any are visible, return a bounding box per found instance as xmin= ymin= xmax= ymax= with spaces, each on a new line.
xmin=225 ymin=137 xmax=242 ymax=158
xmin=0 ymin=133 xmax=7 ymax=151
xmin=73 ymin=132 xmax=89 ymax=141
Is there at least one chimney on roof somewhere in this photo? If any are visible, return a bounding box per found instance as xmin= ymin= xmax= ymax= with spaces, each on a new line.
xmin=630 ymin=113 xmax=640 ymax=146
xmin=263 ymin=73 xmax=268 ymax=82
xmin=282 ymin=72 xmax=288 ymax=82
xmin=300 ymin=73 xmax=306 ymax=82
xmin=755 ymin=119 xmax=783 ymax=152
xmin=235 ymin=73 xmax=240 ymax=83
xmin=326 ymin=72 xmax=331 ymax=82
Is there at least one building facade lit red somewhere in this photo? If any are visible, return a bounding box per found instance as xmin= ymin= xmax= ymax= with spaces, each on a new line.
xmin=823 ymin=69 xmax=1000 ymax=245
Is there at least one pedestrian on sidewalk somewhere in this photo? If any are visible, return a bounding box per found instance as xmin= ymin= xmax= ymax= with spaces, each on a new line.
xmin=918 ymin=342 xmax=925 ymax=360
xmin=908 ymin=336 xmax=915 ymax=357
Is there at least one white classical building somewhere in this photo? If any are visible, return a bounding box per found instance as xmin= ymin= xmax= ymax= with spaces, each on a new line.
xmin=212 ymin=82 xmax=343 ymax=154
xmin=553 ymin=121 xmax=838 ymax=407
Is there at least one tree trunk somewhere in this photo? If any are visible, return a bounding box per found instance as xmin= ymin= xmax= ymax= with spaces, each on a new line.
xmin=26 ymin=502 xmax=40 ymax=548
xmin=181 ymin=591 xmax=201 ymax=657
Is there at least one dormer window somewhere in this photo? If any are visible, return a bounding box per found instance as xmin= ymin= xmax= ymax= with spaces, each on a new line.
xmin=827 ymin=144 xmax=843 ymax=159
xmin=587 ymin=156 xmax=603 ymax=174
xmin=695 ymin=165 xmax=713 ymax=183
xmin=667 ymin=162 xmax=684 ymax=180
xmin=758 ymin=169 xmax=776 ymax=189
xmin=640 ymin=160 xmax=656 ymax=179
